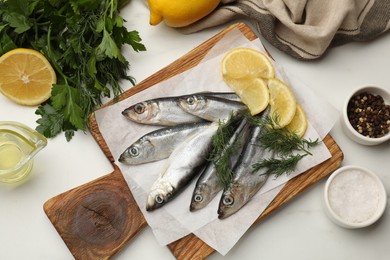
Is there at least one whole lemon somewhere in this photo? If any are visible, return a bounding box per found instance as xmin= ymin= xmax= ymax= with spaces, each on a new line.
xmin=148 ymin=0 xmax=221 ymax=27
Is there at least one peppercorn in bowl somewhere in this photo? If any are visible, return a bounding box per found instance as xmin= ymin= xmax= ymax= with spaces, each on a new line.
xmin=342 ymin=85 xmax=390 ymax=145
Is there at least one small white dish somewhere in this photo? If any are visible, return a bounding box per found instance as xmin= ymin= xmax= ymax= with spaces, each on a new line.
xmin=324 ymin=165 xmax=387 ymax=229
xmin=342 ymin=85 xmax=390 ymax=145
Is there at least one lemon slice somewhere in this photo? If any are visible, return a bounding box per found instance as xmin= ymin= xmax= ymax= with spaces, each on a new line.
xmin=222 ymin=47 xmax=274 ymax=80
xmin=0 ymin=48 xmax=56 ymax=106
xmin=224 ymin=77 xmax=270 ymax=115
xmin=285 ymin=104 xmax=308 ymax=137
xmin=268 ymin=78 xmax=297 ymax=128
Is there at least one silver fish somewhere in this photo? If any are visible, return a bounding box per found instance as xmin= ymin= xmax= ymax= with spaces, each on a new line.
xmin=118 ymin=122 xmax=212 ymax=165
xmin=122 ymin=97 xmax=204 ymax=126
xmin=146 ymin=123 xmax=219 ymax=211
xmin=218 ymin=107 xmax=272 ymax=219
xmin=178 ymin=94 xmax=248 ymax=122
xmin=190 ymin=118 xmax=252 ymax=211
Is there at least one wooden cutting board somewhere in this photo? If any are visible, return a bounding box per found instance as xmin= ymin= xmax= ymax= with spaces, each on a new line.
xmin=44 ymin=22 xmax=344 ymax=259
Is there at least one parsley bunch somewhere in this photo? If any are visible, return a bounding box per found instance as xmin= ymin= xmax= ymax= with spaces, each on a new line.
xmin=0 ymin=0 xmax=146 ymax=140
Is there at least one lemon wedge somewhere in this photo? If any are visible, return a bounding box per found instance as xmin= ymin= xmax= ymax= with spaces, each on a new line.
xmin=224 ymin=77 xmax=270 ymax=115
xmin=222 ymin=47 xmax=274 ymax=80
xmin=285 ymin=104 xmax=308 ymax=137
xmin=268 ymin=78 xmax=297 ymax=128
xmin=0 ymin=48 xmax=56 ymax=106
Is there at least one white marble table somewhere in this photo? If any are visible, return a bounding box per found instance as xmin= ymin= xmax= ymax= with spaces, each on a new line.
xmin=1 ymin=1 xmax=389 ymax=259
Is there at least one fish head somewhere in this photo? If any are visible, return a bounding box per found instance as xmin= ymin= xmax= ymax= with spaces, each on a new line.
xmin=122 ymin=101 xmax=159 ymax=123
xmin=178 ymin=95 xmax=207 ymax=113
xmin=118 ymin=139 xmax=154 ymax=165
xmin=146 ymin=182 xmax=174 ymax=211
xmin=190 ymin=183 xmax=213 ymax=211
xmin=218 ymin=183 xmax=249 ymax=219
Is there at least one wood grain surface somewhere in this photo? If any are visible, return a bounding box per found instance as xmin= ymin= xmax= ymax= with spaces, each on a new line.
xmin=44 ymin=166 xmax=145 ymax=259
xmin=44 ymin=22 xmax=344 ymax=259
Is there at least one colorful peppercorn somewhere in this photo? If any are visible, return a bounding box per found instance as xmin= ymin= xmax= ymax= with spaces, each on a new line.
xmin=347 ymin=92 xmax=390 ymax=138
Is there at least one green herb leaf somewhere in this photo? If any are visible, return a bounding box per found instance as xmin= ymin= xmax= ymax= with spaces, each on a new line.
xmin=65 ymin=129 xmax=75 ymax=142
xmin=0 ymin=32 xmax=17 ymax=55
xmin=69 ymin=0 xmax=99 ymax=13
xmin=51 ymin=84 xmax=68 ymax=110
xmin=87 ymin=55 xmax=97 ymax=75
xmin=124 ymin=30 xmax=147 ymax=52
xmin=35 ymin=104 xmax=64 ymax=138
xmin=96 ymin=29 xmax=121 ymax=60
xmin=5 ymin=0 xmax=32 ymax=16
xmin=208 ymin=114 xmax=245 ymax=188
xmin=96 ymin=18 xmax=105 ymax=33
xmin=250 ymin=114 xmax=321 ymax=156
xmin=252 ymin=154 xmax=307 ymax=178
xmin=248 ymin=113 xmax=321 ymax=178
xmin=4 ymin=12 xmax=32 ymax=33
xmin=62 ymin=86 xmax=85 ymax=130
xmin=113 ymin=13 xmax=124 ymax=27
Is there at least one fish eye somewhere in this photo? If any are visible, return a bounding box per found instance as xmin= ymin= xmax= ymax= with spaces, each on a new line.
xmin=129 ymin=146 xmax=139 ymax=157
xmin=134 ymin=103 xmax=145 ymax=114
xmin=222 ymin=196 xmax=234 ymax=206
xmin=186 ymin=96 xmax=195 ymax=105
xmin=155 ymin=195 xmax=164 ymax=204
xmin=194 ymin=194 xmax=203 ymax=202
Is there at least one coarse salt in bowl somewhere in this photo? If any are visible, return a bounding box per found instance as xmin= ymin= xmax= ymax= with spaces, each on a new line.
xmin=324 ymin=165 xmax=387 ymax=228
xmin=342 ymin=85 xmax=390 ymax=145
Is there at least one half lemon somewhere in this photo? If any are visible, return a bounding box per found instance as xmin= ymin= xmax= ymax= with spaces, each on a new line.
xmin=0 ymin=48 xmax=56 ymax=106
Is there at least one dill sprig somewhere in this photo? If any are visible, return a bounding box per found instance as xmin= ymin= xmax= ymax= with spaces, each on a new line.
xmin=249 ymin=114 xmax=320 ymax=156
xmin=248 ymin=113 xmax=320 ymax=178
xmin=252 ymin=154 xmax=307 ymax=178
xmin=214 ymin=143 xmax=237 ymax=188
xmin=209 ymin=118 xmax=237 ymax=159
xmin=208 ymin=116 xmax=240 ymax=188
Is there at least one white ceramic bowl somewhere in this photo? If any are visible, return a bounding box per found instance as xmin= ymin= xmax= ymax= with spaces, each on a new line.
xmin=342 ymin=85 xmax=390 ymax=145
xmin=324 ymin=165 xmax=387 ymax=229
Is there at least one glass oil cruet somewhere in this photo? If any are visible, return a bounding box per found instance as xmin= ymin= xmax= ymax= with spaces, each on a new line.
xmin=0 ymin=121 xmax=47 ymax=183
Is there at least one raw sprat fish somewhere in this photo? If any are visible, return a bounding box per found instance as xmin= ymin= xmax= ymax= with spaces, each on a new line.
xmin=119 ymin=122 xmax=212 ymax=165
xmin=146 ymin=122 xmax=220 ymax=211
xmin=122 ymin=97 xmax=204 ymax=126
xmin=122 ymin=92 xmax=241 ymax=126
xmin=189 ymin=162 xmax=222 ymax=212
xmin=218 ymin=107 xmax=273 ymax=219
xmin=190 ymin=117 xmax=252 ymax=211
xmin=178 ymin=94 xmax=248 ymax=122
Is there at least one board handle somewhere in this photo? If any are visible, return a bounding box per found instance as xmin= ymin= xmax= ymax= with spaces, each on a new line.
xmin=43 ymin=166 xmax=147 ymax=259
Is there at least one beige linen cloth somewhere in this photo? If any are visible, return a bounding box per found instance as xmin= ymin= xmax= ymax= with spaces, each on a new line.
xmin=180 ymin=0 xmax=390 ymax=59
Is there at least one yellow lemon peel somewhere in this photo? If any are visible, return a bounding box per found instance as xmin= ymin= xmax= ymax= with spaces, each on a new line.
xmin=0 ymin=48 xmax=56 ymax=106
xmin=285 ymin=104 xmax=308 ymax=137
xmin=148 ymin=0 xmax=221 ymax=27
xmin=222 ymin=47 xmax=275 ymax=80
xmin=268 ymin=78 xmax=297 ymax=128
xmin=224 ymin=77 xmax=270 ymax=115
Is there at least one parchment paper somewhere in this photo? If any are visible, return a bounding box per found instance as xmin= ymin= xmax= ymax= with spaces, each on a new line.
xmin=94 ymin=28 xmax=339 ymax=255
